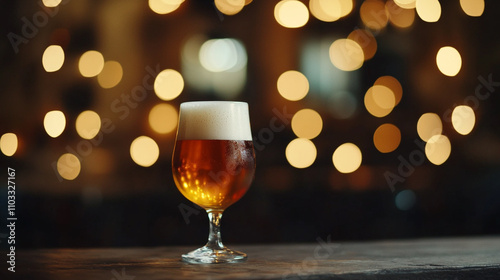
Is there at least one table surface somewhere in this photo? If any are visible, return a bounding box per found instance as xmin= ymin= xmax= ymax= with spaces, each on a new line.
xmin=10 ymin=236 xmax=500 ymax=279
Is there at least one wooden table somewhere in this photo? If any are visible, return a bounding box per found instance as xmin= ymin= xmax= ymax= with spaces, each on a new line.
xmin=12 ymin=236 xmax=500 ymax=279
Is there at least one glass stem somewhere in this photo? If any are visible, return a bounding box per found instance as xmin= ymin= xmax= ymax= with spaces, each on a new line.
xmin=206 ymin=210 xmax=225 ymax=250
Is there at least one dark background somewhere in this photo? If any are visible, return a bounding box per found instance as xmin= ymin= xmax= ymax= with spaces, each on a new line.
xmin=0 ymin=0 xmax=499 ymax=249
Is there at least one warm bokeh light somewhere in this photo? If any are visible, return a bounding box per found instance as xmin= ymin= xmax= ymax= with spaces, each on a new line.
xmin=154 ymin=69 xmax=184 ymax=101
xmin=309 ymin=0 xmax=353 ymax=22
xmin=149 ymin=0 xmax=183 ymax=15
xmin=364 ymin=85 xmax=396 ymax=118
xmin=274 ymin=0 xmax=309 ymax=28
xmin=417 ymin=113 xmax=442 ymax=142
xmin=373 ymin=123 xmax=401 ymax=153
xmin=42 ymin=0 xmax=62 ymax=8
xmin=332 ymin=143 xmax=362 ymax=173
xmin=78 ymin=50 xmax=105 ymax=78
xmin=416 ymin=0 xmax=441 ymax=23
xmin=97 ymin=61 xmax=123 ymax=89
xmin=42 ymin=45 xmax=65 ymax=72
xmin=452 ymin=105 xmax=475 ymax=135
xmin=44 ymin=110 xmax=66 ymax=138
xmin=75 ymin=110 xmax=101 ymax=140
xmin=360 ymin=0 xmax=389 ymax=30
xmin=348 ymin=29 xmax=377 ymax=61
xmin=199 ymin=38 xmax=247 ymax=72
xmin=285 ymin=138 xmax=317 ymax=169
xmin=394 ymin=0 xmax=416 ymax=9
xmin=130 ymin=136 xmax=160 ymax=167
xmin=291 ymin=109 xmax=323 ymax=139
xmin=309 ymin=0 xmax=341 ymax=22
xmin=337 ymin=0 xmax=354 ymax=18
xmin=425 ymin=134 xmax=451 ymax=165
xmin=329 ymin=39 xmax=364 ymax=71
xmin=215 ymin=0 xmax=245 ymax=15
xmin=148 ymin=103 xmax=178 ymax=134
xmin=374 ymin=76 xmax=403 ymax=105
xmin=436 ymin=46 xmax=462 ymax=77
xmin=0 ymin=133 xmax=18 ymax=157
xmin=460 ymin=0 xmax=484 ymax=17
xmin=277 ymin=70 xmax=309 ymax=101
xmin=57 ymin=153 xmax=81 ymax=180
xmin=388 ymin=1 xmax=415 ymax=28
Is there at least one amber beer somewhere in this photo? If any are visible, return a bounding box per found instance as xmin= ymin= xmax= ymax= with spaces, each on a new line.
xmin=172 ymin=101 xmax=255 ymax=211
xmin=173 ymin=139 xmax=255 ymax=210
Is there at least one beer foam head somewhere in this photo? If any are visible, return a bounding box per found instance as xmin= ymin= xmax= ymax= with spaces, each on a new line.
xmin=177 ymin=101 xmax=252 ymax=140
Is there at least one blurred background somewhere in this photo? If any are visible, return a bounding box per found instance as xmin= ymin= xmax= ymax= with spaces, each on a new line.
xmin=1 ymin=0 xmax=499 ymax=249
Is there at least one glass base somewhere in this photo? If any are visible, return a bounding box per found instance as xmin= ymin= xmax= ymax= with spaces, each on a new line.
xmin=182 ymin=246 xmax=247 ymax=264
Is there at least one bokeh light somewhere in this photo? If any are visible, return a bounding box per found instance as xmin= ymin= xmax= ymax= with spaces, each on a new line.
xmin=199 ymin=38 xmax=247 ymax=72
xmin=374 ymin=76 xmax=403 ymax=105
xmin=78 ymin=50 xmax=105 ymax=78
xmin=148 ymin=103 xmax=178 ymax=134
xmin=291 ymin=109 xmax=323 ymax=139
xmin=182 ymin=35 xmax=247 ymax=99
xmin=417 ymin=113 xmax=442 ymax=142
xmin=360 ymin=0 xmax=389 ymax=30
xmin=42 ymin=45 xmax=65 ymax=72
xmin=425 ymin=134 xmax=451 ymax=165
xmin=57 ymin=153 xmax=81 ymax=180
xmin=416 ymin=0 xmax=441 ymax=23
xmin=332 ymin=143 xmax=362 ymax=173
xmin=130 ymin=136 xmax=160 ymax=167
xmin=277 ymin=70 xmax=309 ymax=101
xmin=395 ymin=189 xmax=416 ymax=211
xmin=373 ymin=123 xmax=401 ymax=153
xmin=44 ymin=110 xmax=66 ymax=138
xmin=76 ymin=110 xmax=101 ymax=140
xmin=337 ymin=0 xmax=354 ymax=18
xmin=452 ymin=105 xmax=475 ymax=135
xmin=42 ymin=0 xmax=62 ymax=8
xmin=436 ymin=46 xmax=462 ymax=77
xmin=309 ymin=0 xmax=341 ymax=22
xmin=154 ymin=69 xmax=184 ymax=101
xmin=364 ymin=85 xmax=396 ymax=118
xmin=149 ymin=0 xmax=183 ymax=15
xmin=309 ymin=0 xmax=353 ymax=22
xmin=97 ymin=61 xmax=123 ymax=89
xmin=348 ymin=29 xmax=377 ymax=61
xmin=0 ymin=133 xmax=18 ymax=157
xmin=460 ymin=0 xmax=484 ymax=17
xmin=393 ymin=0 xmax=415 ymax=9
xmin=274 ymin=0 xmax=309 ymax=28
xmin=286 ymin=138 xmax=317 ymax=169
xmin=329 ymin=38 xmax=364 ymax=71
xmin=387 ymin=1 xmax=415 ymax=28
xmin=215 ymin=0 xmax=245 ymax=15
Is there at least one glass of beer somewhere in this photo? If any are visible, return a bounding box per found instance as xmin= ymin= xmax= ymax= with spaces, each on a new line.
xmin=172 ymin=101 xmax=256 ymax=264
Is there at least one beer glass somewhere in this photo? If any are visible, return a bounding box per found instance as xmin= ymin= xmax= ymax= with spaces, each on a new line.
xmin=172 ymin=101 xmax=256 ymax=263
